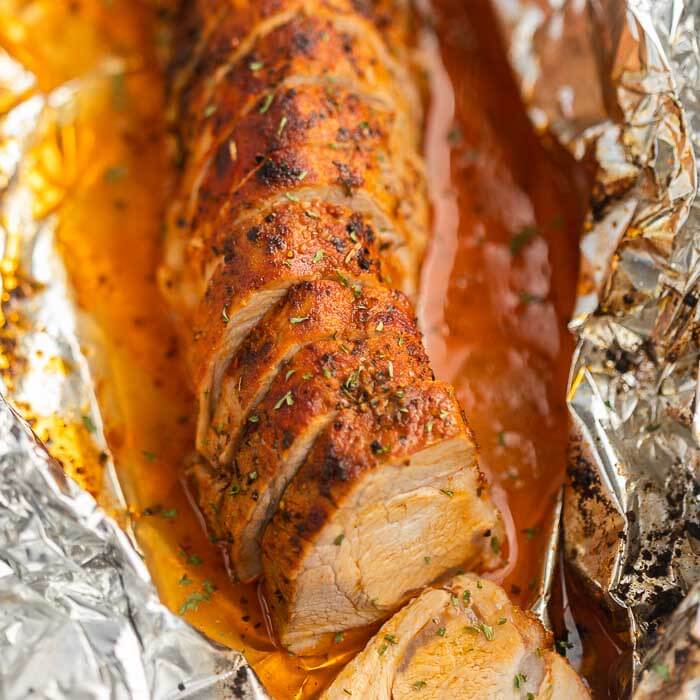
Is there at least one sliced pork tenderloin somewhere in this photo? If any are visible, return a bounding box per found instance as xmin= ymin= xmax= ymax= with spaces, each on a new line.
xmin=218 ymin=311 xmax=431 ymax=581
xmin=262 ymin=382 xmax=504 ymax=653
xmin=206 ymin=280 xmax=421 ymax=464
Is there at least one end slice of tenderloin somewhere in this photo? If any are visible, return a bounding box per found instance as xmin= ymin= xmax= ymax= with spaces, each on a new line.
xmin=262 ymin=382 xmax=504 ymax=653
xmin=322 ymin=574 xmax=591 ymax=700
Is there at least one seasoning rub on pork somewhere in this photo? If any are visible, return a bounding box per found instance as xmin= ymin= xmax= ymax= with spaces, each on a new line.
xmin=163 ymin=0 xmax=503 ymax=653
xmin=323 ymin=575 xmax=591 ymax=699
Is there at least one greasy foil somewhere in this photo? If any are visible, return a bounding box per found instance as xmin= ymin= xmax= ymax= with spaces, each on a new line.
xmin=493 ymin=0 xmax=700 ymax=693
xmin=0 ymin=1 xmax=699 ymax=700
xmin=0 ymin=45 xmax=270 ymax=699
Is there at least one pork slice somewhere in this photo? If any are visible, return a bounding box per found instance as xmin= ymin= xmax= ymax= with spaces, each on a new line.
xmin=178 ymin=201 xmax=388 ymax=448
xmin=206 ymin=280 xmax=419 ymax=464
xmin=322 ymin=573 xmax=591 ymax=699
xmin=172 ymin=0 xmax=419 ymax=139
xmin=217 ymin=313 xmax=431 ymax=581
xmin=180 ymin=83 xmax=426 ymax=279
xmin=261 ymin=381 xmax=504 ymax=653
xmin=174 ymin=13 xmax=420 ymax=198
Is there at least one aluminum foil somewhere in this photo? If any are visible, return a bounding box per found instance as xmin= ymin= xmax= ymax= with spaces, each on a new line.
xmin=0 ymin=395 xmax=267 ymax=699
xmin=2 ymin=0 xmax=700 ymax=698
xmin=0 ymin=43 xmax=270 ymax=700
xmin=493 ymin=0 xmax=700 ymax=692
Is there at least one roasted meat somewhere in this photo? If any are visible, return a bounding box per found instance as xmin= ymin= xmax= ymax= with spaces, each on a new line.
xmin=322 ymin=574 xmax=591 ymax=699
xmin=164 ymin=0 xmax=504 ymax=651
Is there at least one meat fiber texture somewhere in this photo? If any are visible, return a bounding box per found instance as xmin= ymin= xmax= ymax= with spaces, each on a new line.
xmin=163 ymin=0 xmax=504 ymax=653
xmin=323 ymin=574 xmax=592 ymax=699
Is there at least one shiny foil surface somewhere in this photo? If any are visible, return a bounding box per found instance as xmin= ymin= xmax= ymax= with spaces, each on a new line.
xmin=493 ymin=0 xmax=700 ymax=694
xmin=0 ymin=0 xmax=699 ymax=697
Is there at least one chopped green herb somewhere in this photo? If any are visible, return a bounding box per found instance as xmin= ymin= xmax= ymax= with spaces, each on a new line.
xmin=462 ymin=590 xmax=471 ymax=604
xmin=378 ymin=642 xmax=388 ymax=656
xmin=527 ymin=694 xmax=535 ymax=700
xmin=336 ymin=269 xmax=350 ymax=287
xmin=470 ymin=622 xmax=494 ymax=641
xmin=334 ymin=533 xmax=345 ymax=546
xmin=436 ymin=627 xmax=446 ymax=637
xmin=652 ymin=664 xmax=670 ymax=681
xmin=248 ymin=60 xmax=264 ymax=71
xmin=188 ymin=554 xmax=203 ymax=566
xmin=312 ymin=249 xmax=325 ymax=263
xmin=497 ymin=430 xmax=506 ymax=447
xmin=259 ymin=93 xmax=274 ymax=113
xmin=302 ymin=372 xmax=313 ymax=380
xmin=161 ymin=508 xmax=177 ymax=519
xmin=323 ymin=368 xmax=332 ymax=379
xmin=230 ymin=483 xmax=241 ymax=496
xmin=450 ymin=595 xmax=460 ymax=608
xmin=142 ymin=450 xmax=157 ymax=461
xmin=104 ymin=165 xmax=128 ymax=183
xmin=179 ymin=591 xmax=208 ymax=614
xmin=440 ymin=489 xmax=454 ymax=498
xmin=297 ymin=170 xmax=308 ymax=181
xmin=476 ymin=580 xmax=483 ymax=589
xmin=523 ymin=526 xmax=539 ymax=540
xmin=342 ymin=690 xmax=352 ymax=696
xmin=375 ymin=320 xmax=384 ymax=332
xmin=412 ymin=681 xmax=427 ymax=690
xmin=290 ymin=316 xmax=309 ymax=324
xmin=82 ymin=415 xmax=97 ymax=433
xmin=510 ymin=225 xmax=538 ymax=255
xmin=178 ymin=574 xmax=192 ymax=586
xmin=514 ymin=673 xmax=527 ymax=689
xmin=491 ymin=536 xmax=501 ymax=554
xmin=248 ymin=471 xmax=258 ymax=482
xmin=248 ymin=415 xmax=259 ymax=423
xmin=384 ymin=634 xmax=398 ymax=645
xmin=334 ymin=632 xmax=344 ymax=644
xmin=424 ymin=556 xmax=432 ymax=564
xmin=274 ymin=390 xmax=294 ymax=409
xmin=284 ymin=192 xmax=300 ymax=202
xmin=178 ymin=579 xmax=215 ymax=615
xmin=498 ymin=617 xmax=507 ymax=625
xmin=285 ymin=369 xmax=296 ymax=381
xmin=520 ymin=291 xmax=544 ymax=304
xmin=110 ymin=72 xmax=128 ymax=110
xmin=203 ymin=104 xmax=216 ymax=118
xmin=555 ymin=639 xmax=574 ymax=654
xmin=222 ymin=305 xmax=230 ymax=324
xmin=277 ymin=115 xmax=288 ymax=137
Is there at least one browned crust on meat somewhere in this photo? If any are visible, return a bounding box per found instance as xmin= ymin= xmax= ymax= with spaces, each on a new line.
xmin=206 ymin=280 xmax=422 ymax=462
xmin=217 ymin=312 xmax=432 ymax=578
xmin=261 ymin=381 xmax=502 ymax=644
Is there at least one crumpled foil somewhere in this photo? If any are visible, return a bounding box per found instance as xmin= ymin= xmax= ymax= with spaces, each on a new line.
xmin=3 ymin=0 xmax=700 ymax=697
xmin=0 ymin=395 xmax=266 ymax=699
xmin=0 ymin=46 xmax=270 ymax=700
xmin=493 ymin=0 xmax=700 ymax=693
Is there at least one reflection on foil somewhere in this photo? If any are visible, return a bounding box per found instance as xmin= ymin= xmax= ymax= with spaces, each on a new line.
xmin=493 ymin=0 xmax=700 ymax=692
xmin=0 ymin=396 xmax=266 ymax=699
xmin=0 ymin=43 xmax=270 ymax=700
